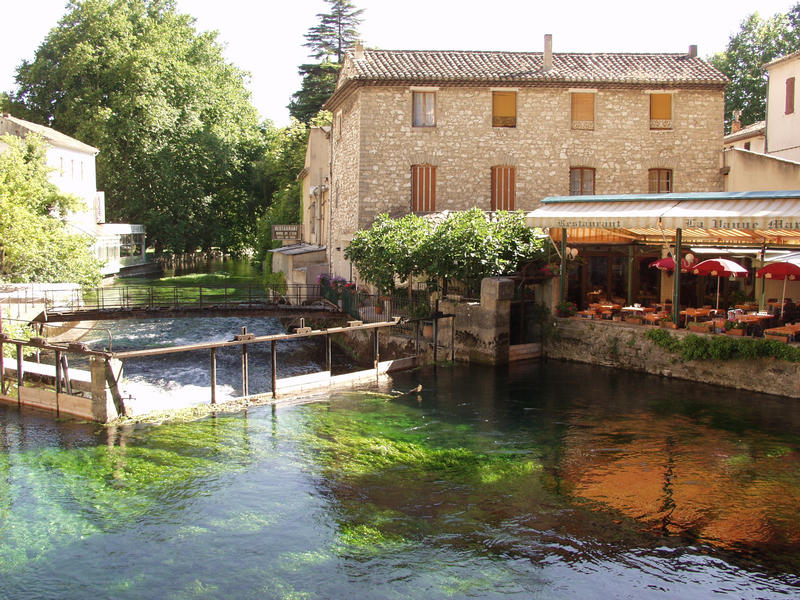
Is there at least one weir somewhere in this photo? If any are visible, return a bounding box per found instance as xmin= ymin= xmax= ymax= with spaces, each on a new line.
xmin=0 ymin=317 xmax=415 ymax=422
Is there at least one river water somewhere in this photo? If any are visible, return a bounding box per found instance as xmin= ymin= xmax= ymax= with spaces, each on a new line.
xmin=0 ymin=260 xmax=798 ymax=598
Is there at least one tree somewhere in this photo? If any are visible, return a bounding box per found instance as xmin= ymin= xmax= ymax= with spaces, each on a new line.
xmin=288 ymin=62 xmax=341 ymax=125
xmin=290 ymin=0 xmax=363 ymax=123
xmin=304 ymin=0 xmax=364 ymax=64
xmin=0 ymin=134 xmax=102 ymax=286
xmin=345 ymin=210 xmax=547 ymax=294
xmin=11 ymin=0 xmax=264 ymax=254
xmin=709 ymin=3 xmax=800 ymax=131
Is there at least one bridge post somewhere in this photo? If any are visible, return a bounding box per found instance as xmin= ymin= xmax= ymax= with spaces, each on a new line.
xmin=16 ymin=343 xmax=23 ymax=405
xmin=241 ymin=326 xmax=249 ymax=397
xmin=325 ymin=334 xmax=331 ymax=373
xmin=271 ymin=340 xmax=277 ymax=398
xmin=55 ymin=349 xmax=61 ymax=416
xmin=373 ymin=328 xmax=379 ymax=378
xmin=210 ymin=348 xmax=216 ymax=404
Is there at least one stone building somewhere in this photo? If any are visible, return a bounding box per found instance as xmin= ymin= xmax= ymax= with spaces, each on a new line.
xmin=323 ymin=36 xmax=727 ymax=280
xmin=765 ymin=50 xmax=800 ymax=162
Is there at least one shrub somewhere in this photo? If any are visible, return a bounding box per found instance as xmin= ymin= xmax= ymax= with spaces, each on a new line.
xmin=645 ymin=328 xmax=800 ymax=363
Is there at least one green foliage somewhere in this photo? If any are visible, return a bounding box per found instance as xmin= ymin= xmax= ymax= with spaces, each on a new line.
xmin=303 ymin=0 xmax=364 ymax=63
xmin=11 ymin=0 xmax=265 ymax=254
xmin=645 ymin=328 xmax=800 ymax=362
xmin=345 ymin=210 xmax=547 ymax=293
xmin=288 ymin=61 xmax=341 ymax=124
xmin=0 ymin=134 xmax=102 ymax=286
xmin=556 ymin=301 xmax=577 ymax=317
xmin=709 ymin=3 xmax=800 ymax=130
xmin=290 ymin=0 xmax=363 ymax=123
xmin=345 ymin=213 xmax=433 ymax=294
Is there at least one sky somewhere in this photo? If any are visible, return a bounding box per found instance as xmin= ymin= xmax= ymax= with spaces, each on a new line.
xmin=1 ymin=0 xmax=798 ymax=127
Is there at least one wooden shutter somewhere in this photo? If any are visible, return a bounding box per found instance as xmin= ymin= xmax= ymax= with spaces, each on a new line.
xmin=648 ymin=169 xmax=672 ymax=193
xmin=787 ymin=77 xmax=796 ymax=115
xmin=491 ymin=166 xmax=515 ymax=210
xmin=412 ymin=164 xmax=436 ymax=212
xmin=650 ymin=94 xmax=672 ymax=120
xmin=571 ymin=93 xmax=594 ymax=122
xmin=492 ymin=92 xmax=516 ymax=127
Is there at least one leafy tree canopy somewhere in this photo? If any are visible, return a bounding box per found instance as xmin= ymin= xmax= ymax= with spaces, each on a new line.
xmin=0 ymin=134 xmax=102 ymax=286
xmin=11 ymin=0 xmax=264 ymax=254
xmin=345 ymin=209 xmax=547 ymax=294
xmin=288 ymin=61 xmax=341 ymax=124
xmin=709 ymin=3 xmax=800 ymax=131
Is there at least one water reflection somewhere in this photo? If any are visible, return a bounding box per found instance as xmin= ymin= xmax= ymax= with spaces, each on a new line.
xmin=0 ymin=361 xmax=798 ymax=598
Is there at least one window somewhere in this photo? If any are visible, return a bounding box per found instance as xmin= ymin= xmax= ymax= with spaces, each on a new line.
xmin=571 ymin=92 xmax=594 ymax=129
xmin=491 ymin=166 xmax=515 ymax=210
xmin=569 ymin=167 xmax=595 ymax=195
xmin=744 ymin=141 xmax=751 ymax=151
xmin=412 ymin=92 xmax=435 ymax=127
xmin=649 ymin=169 xmax=672 ymax=193
xmin=492 ymin=91 xmax=516 ymax=127
xmin=411 ymin=164 xmax=436 ymax=212
xmin=787 ymin=77 xmax=796 ymax=115
xmin=650 ymin=93 xmax=672 ymax=129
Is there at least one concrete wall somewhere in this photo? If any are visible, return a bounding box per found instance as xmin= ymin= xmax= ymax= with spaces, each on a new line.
xmin=545 ymin=318 xmax=800 ymax=398
xmin=723 ymin=147 xmax=800 ymax=191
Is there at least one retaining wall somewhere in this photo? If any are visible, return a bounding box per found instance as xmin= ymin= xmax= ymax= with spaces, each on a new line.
xmin=545 ymin=318 xmax=800 ymax=398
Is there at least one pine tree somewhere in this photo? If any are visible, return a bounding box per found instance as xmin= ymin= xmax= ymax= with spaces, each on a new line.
xmin=289 ymin=0 xmax=364 ymax=123
xmin=304 ymin=0 xmax=364 ymax=64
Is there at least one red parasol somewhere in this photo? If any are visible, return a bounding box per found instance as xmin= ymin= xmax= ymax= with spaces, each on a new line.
xmin=649 ymin=256 xmax=696 ymax=273
xmin=755 ymin=262 xmax=800 ymax=317
xmin=691 ymin=258 xmax=749 ymax=310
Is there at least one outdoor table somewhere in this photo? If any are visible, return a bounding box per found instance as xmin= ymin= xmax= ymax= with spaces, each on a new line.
xmin=621 ymin=305 xmax=653 ymax=314
xmin=764 ymin=323 xmax=800 ymax=341
xmin=680 ymin=308 xmax=717 ymax=323
xmin=735 ymin=303 xmax=759 ymax=311
xmin=736 ymin=313 xmax=775 ymax=335
xmin=576 ymin=310 xmax=596 ymax=319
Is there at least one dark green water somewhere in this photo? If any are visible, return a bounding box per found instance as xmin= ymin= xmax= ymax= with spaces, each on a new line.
xmin=0 ymin=361 xmax=798 ymax=599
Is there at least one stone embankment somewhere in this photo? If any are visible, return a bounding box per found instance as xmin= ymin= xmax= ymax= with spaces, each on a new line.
xmin=545 ymin=318 xmax=800 ymax=398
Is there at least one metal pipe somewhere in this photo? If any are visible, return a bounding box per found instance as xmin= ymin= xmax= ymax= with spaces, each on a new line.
xmin=560 ymin=228 xmax=568 ymax=305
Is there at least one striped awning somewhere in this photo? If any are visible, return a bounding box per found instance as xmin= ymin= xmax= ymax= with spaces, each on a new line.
xmin=526 ymin=191 xmax=800 ymax=246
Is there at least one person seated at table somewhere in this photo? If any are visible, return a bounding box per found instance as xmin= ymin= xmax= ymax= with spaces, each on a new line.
xmin=782 ymin=299 xmax=797 ymax=324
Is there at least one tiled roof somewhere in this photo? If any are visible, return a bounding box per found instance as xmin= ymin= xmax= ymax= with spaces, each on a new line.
xmin=343 ymin=49 xmax=727 ymax=86
xmin=724 ymin=120 xmax=766 ymax=143
xmin=0 ymin=114 xmax=98 ymax=154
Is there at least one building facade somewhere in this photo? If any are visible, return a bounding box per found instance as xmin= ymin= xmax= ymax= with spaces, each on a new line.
xmin=765 ymin=50 xmax=800 ymax=162
xmin=0 ymin=114 xmax=146 ymax=276
xmin=324 ymin=37 xmax=727 ymax=280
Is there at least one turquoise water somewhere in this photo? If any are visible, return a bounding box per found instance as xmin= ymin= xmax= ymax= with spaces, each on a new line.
xmin=0 ymin=361 xmax=798 ymax=599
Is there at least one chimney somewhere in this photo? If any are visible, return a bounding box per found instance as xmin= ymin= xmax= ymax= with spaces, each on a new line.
xmin=688 ymin=44 xmax=697 ymax=58
xmin=543 ymin=34 xmax=553 ymax=71
xmin=731 ymin=109 xmax=742 ymax=133
xmin=354 ymin=41 xmax=364 ymax=60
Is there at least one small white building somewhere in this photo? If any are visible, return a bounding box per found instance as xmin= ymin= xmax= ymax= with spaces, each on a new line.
xmin=0 ymin=113 xmax=146 ymax=276
xmin=765 ymin=50 xmax=800 ymax=162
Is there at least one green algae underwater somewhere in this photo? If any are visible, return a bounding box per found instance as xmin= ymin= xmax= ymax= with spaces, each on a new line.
xmin=1 ymin=361 xmax=799 ymax=599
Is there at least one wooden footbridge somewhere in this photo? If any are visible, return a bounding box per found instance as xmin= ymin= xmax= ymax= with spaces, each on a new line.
xmin=30 ymin=284 xmax=360 ymax=322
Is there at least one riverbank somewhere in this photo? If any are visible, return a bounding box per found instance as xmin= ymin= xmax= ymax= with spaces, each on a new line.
xmin=546 ymin=317 xmax=800 ymax=398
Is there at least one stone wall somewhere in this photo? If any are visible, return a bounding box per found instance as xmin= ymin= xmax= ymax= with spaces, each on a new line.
xmin=349 ymin=85 xmax=723 ymax=227
xmin=546 ymin=318 xmax=800 ymax=398
xmin=330 ymin=93 xmax=362 ymax=279
xmin=438 ymin=277 xmax=514 ymax=365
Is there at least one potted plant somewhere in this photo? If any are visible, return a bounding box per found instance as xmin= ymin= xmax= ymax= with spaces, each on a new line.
xmin=374 ymin=300 xmax=384 ymax=315
xmin=724 ymin=320 xmax=745 ymax=336
xmin=556 ymin=300 xmax=577 ymax=317
xmin=659 ymin=317 xmax=677 ymax=329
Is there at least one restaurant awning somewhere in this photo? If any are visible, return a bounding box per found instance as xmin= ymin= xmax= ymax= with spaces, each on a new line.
xmin=526 ymin=190 xmax=800 ymax=246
